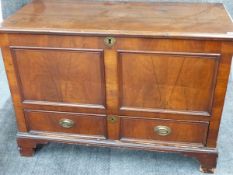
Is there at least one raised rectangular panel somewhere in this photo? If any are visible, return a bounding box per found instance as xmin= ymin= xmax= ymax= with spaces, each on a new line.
xmin=11 ymin=47 xmax=106 ymax=108
xmin=118 ymin=51 xmax=220 ymax=116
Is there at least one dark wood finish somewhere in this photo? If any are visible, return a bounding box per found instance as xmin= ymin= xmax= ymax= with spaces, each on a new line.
xmin=118 ymin=51 xmax=219 ymax=116
xmin=207 ymin=42 xmax=233 ymax=147
xmin=17 ymin=137 xmax=48 ymax=157
xmin=1 ymin=0 xmax=233 ymax=173
xmin=104 ymin=49 xmax=121 ymax=140
xmin=12 ymin=47 xmax=106 ymax=108
xmin=17 ymin=132 xmax=218 ymax=172
xmin=120 ymin=117 xmax=209 ymax=146
xmin=25 ymin=110 xmax=107 ymax=139
xmin=185 ymin=152 xmax=218 ymax=173
xmin=0 ymin=0 xmax=233 ymax=39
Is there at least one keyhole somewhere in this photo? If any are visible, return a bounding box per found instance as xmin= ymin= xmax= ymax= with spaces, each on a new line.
xmin=104 ymin=37 xmax=116 ymax=47
xmin=108 ymin=116 xmax=117 ymax=123
xmin=108 ymin=38 xmax=112 ymax=44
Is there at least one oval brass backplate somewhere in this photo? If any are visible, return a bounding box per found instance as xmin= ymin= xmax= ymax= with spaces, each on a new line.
xmin=59 ymin=118 xmax=75 ymax=128
xmin=107 ymin=115 xmax=117 ymax=123
xmin=104 ymin=37 xmax=116 ymax=47
xmin=154 ymin=125 xmax=171 ymax=136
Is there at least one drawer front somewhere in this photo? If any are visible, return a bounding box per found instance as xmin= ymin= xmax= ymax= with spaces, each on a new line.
xmin=120 ymin=117 xmax=209 ymax=146
xmin=25 ymin=110 xmax=107 ymax=138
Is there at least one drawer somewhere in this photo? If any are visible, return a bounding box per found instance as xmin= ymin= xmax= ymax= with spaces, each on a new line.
xmin=120 ymin=117 xmax=209 ymax=146
xmin=25 ymin=110 xmax=107 ymax=138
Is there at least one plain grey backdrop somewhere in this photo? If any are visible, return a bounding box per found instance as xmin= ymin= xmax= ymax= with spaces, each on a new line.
xmin=0 ymin=1 xmax=233 ymax=175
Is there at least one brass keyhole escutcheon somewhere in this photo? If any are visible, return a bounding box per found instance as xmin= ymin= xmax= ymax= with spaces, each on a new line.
xmin=59 ymin=118 xmax=75 ymax=128
xmin=154 ymin=126 xmax=171 ymax=136
xmin=107 ymin=115 xmax=117 ymax=123
xmin=104 ymin=37 xmax=116 ymax=47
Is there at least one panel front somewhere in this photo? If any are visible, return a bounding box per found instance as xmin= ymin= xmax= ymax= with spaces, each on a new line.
xmin=12 ymin=47 xmax=106 ymax=111
xmin=118 ymin=51 xmax=219 ymax=116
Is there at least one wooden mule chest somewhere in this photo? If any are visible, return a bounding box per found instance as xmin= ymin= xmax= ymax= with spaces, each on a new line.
xmin=1 ymin=0 xmax=233 ymax=173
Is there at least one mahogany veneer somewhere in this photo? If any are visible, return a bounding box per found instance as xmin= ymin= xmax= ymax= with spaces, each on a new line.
xmin=1 ymin=0 xmax=233 ymax=173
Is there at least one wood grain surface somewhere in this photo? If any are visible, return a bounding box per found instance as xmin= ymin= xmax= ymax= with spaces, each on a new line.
xmin=0 ymin=0 xmax=233 ymax=38
xmin=0 ymin=1 xmax=233 ymax=173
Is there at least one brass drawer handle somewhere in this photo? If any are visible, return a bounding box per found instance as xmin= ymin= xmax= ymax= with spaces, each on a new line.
xmin=104 ymin=37 xmax=116 ymax=47
xmin=59 ymin=118 xmax=74 ymax=128
xmin=154 ymin=126 xmax=171 ymax=136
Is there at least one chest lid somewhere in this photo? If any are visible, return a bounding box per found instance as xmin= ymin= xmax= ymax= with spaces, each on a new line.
xmin=0 ymin=0 xmax=233 ymax=39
